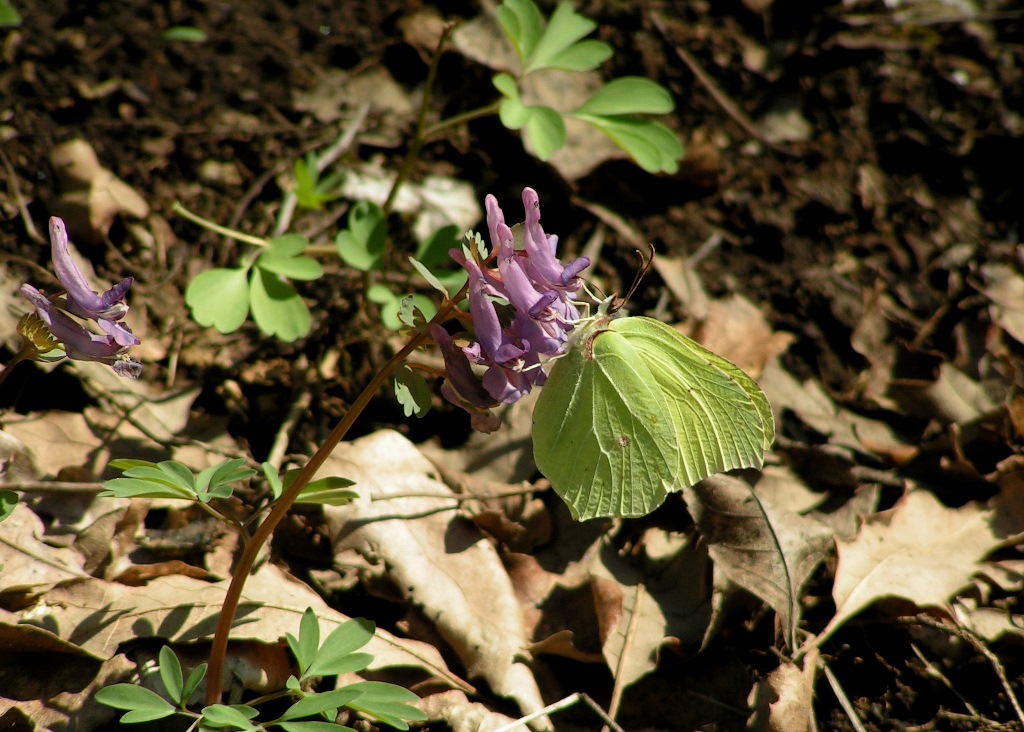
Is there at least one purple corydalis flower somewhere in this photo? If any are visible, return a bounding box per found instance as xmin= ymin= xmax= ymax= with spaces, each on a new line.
xmin=49 ymin=217 xmax=137 ymax=346
xmin=438 ymin=188 xmax=590 ymax=424
xmin=19 ymin=216 xmax=141 ymax=378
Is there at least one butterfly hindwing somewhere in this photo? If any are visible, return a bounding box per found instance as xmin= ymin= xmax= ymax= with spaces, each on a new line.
xmin=533 ymin=319 xmax=676 ymax=519
xmin=532 ymin=315 xmax=774 ymax=521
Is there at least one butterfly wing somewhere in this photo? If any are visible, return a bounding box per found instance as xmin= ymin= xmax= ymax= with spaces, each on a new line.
xmin=532 ymin=321 xmax=678 ymax=520
xmin=612 ymin=316 xmax=774 ymax=487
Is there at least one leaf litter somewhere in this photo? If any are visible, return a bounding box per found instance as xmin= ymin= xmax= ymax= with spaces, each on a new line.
xmin=2 ymin=1 xmax=1024 ymax=731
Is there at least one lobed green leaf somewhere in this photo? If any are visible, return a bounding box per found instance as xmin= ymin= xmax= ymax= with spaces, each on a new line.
xmin=250 ymin=268 xmax=312 ymax=342
xmin=544 ymin=38 xmax=612 ymax=72
xmin=523 ymin=106 xmax=567 ymax=160
xmin=185 ymin=267 xmax=251 ymax=334
xmin=335 ymin=201 xmax=385 ymax=272
xmin=392 ymin=365 xmax=432 ymax=419
xmin=200 ymin=703 xmax=259 ymax=729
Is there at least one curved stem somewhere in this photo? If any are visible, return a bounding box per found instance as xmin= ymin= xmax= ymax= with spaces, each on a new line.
xmin=423 ymin=100 xmax=502 ymax=140
xmin=0 ymin=351 xmax=28 ymax=390
xmin=204 ymin=288 xmax=467 ymax=703
xmin=381 ymin=22 xmax=455 ymax=217
xmin=172 ymin=202 xmax=268 ymax=248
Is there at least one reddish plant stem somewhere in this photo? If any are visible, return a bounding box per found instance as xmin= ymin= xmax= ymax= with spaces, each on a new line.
xmin=204 ymin=292 xmax=465 ymax=703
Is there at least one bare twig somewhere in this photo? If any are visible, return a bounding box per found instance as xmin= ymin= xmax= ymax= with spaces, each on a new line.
xmin=649 ymin=12 xmax=799 ymax=158
xmin=0 ymin=146 xmax=45 ymax=244
xmin=605 ymin=583 xmax=646 ymax=727
xmin=820 ymin=659 xmax=868 ymax=732
xmin=492 ymin=693 xmax=625 ymax=732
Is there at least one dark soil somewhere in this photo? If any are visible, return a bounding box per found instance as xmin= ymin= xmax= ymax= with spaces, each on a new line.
xmin=2 ymin=1 xmax=1023 ymax=730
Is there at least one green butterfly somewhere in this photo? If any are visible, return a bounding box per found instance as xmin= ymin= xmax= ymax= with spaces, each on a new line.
xmin=532 ymin=314 xmax=774 ymax=520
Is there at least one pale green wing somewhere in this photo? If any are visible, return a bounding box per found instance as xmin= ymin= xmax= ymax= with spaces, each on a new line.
xmin=532 ymin=321 xmax=678 ymax=520
xmin=612 ymin=316 xmax=774 ymax=487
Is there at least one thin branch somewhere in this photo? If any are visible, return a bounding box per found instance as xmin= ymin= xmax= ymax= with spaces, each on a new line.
xmin=820 ymin=659 xmax=868 ymax=732
xmin=649 ymin=12 xmax=799 ymax=157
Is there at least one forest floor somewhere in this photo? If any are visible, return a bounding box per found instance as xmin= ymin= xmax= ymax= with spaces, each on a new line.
xmin=1 ymin=1 xmax=1024 ymax=731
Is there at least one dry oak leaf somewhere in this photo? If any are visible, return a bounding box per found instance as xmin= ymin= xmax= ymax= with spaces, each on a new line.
xmin=817 ymin=490 xmax=1007 ymax=645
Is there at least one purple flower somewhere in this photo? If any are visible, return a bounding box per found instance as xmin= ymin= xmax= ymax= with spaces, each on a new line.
xmin=19 ymin=217 xmax=141 ymax=378
xmin=49 ymin=217 xmax=137 ymax=347
xmin=436 ymin=188 xmax=589 ymax=427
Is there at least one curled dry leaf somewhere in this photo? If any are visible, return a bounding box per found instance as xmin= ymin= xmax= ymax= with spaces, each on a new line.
xmin=747 ymin=649 xmax=818 ymax=732
xmin=322 ymin=430 xmax=549 ymax=726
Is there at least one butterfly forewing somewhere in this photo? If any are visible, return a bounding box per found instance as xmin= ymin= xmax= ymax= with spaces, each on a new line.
xmin=612 ymin=317 xmax=773 ymax=485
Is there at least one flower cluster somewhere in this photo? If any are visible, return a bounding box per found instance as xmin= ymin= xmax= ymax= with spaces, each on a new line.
xmin=434 ymin=188 xmax=589 ymax=431
xmin=19 ymin=217 xmax=141 ymax=378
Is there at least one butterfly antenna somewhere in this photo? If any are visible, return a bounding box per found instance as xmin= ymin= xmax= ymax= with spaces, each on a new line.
xmin=618 ymin=243 xmax=656 ymax=310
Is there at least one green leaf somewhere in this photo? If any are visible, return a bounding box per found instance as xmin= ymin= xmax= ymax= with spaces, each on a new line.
xmin=498 ymin=97 xmax=531 ymax=132
xmin=392 ymin=365 xmax=431 ymax=419
xmin=158 ymin=460 xmax=197 ymax=487
xmin=267 ymin=235 xmax=309 ymax=258
xmin=295 ymin=479 xmax=358 ymax=507
xmin=95 ymin=684 xmax=176 ymax=723
xmin=415 ymin=225 xmax=460 ymax=268
xmin=287 ymin=608 xmax=320 ymax=675
xmin=258 ymin=254 xmax=324 ymax=281
xmin=259 ymin=236 xmax=323 ymax=281
xmin=305 ymin=618 xmax=375 ymax=678
xmin=158 ymin=646 xmax=184 ymax=705
xmin=335 ymin=201 xmax=386 ymax=272
xmin=342 ymin=681 xmax=426 ymax=729
xmin=181 ymin=663 xmax=208 ymax=705
xmin=293 ymin=156 xmax=324 ymax=210
xmin=367 ymin=286 xmax=434 ymax=332
xmin=532 ymin=315 xmax=773 ymax=521
xmin=277 ymin=722 xmax=357 ymax=732
xmin=186 ymin=267 xmax=251 ymax=334
xmin=573 ymin=115 xmax=684 ymax=174
xmin=279 ymin=689 xmax=363 ymax=721
xmin=200 ymin=704 xmax=259 ymax=729
xmin=250 ymin=267 xmax=312 ymax=342
xmin=525 ymin=1 xmax=597 ymax=74
xmin=99 ymin=478 xmax=195 ymax=500
xmin=164 ymin=26 xmax=206 ymax=42
xmin=545 ymin=39 xmax=612 ymax=72
xmin=409 ymin=257 xmax=449 ymax=299
xmin=0 ymin=490 xmax=18 ymax=523
xmin=206 ymin=459 xmax=258 ymax=490
xmin=0 ymin=0 xmax=21 ymax=27
xmin=263 ymin=462 xmax=284 ymax=500
xmin=523 ymin=106 xmax=567 ymax=160
xmin=496 ymin=0 xmax=543 ymax=62
xmin=575 ymin=77 xmax=675 ymax=116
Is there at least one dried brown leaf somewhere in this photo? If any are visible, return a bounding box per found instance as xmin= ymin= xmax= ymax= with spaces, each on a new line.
xmin=818 ymin=490 xmax=1005 ymax=644
xmin=747 ymin=650 xmax=818 ymax=732
xmin=684 ymin=475 xmax=834 ymax=648
xmin=324 ymin=430 xmax=548 ymax=725
xmin=589 ymin=532 xmax=712 ymax=689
